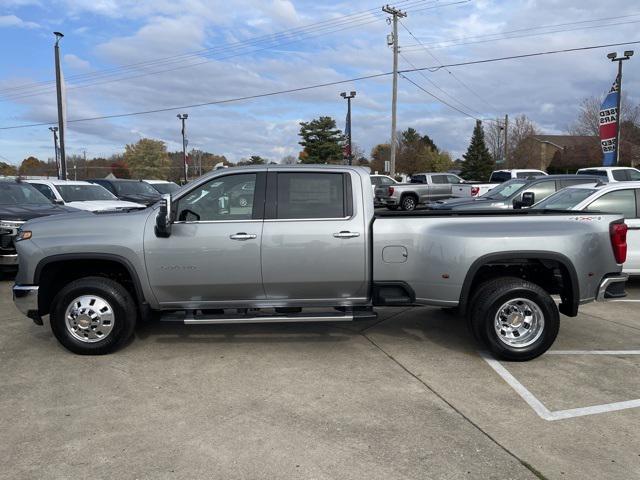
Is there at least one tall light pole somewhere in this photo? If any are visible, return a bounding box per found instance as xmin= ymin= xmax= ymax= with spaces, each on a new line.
xmin=53 ymin=32 xmax=67 ymax=180
xmin=340 ymin=91 xmax=356 ymax=165
xmin=177 ymin=113 xmax=189 ymax=183
xmin=382 ymin=5 xmax=406 ymax=177
xmin=48 ymin=126 xmax=60 ymax=179
xmin=606 ymin=50 xmax=634 ymax=165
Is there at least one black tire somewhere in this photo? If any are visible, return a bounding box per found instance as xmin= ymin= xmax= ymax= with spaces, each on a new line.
xmin=50 ymin=276 xmax=137 ymax=355
xmin=401 ymin=195 xmax=418 ymax=211
xmin=468 ymin=277 xmax=559 ymax=361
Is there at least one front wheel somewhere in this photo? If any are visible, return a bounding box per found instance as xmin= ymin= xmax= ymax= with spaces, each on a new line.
xmin=50 ymin=276 xmax=137 ymax=355
xmin=468 ymin=277 xmax=559 ymax=361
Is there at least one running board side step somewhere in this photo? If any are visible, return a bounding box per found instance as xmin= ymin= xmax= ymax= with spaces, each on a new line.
xmin=160 ymin=310 xmax=376 ymax=325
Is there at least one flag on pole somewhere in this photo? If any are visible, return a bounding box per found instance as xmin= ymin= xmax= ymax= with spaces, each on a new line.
xmin=343 ymin=110 xmax=351 ymax=160
xmin=599 ymin=75 xmax=620 ymax=166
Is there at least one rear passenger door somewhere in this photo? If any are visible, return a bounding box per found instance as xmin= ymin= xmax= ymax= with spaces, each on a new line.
xmin=425 ymin=174 xmax=449 ymax=201
xmin=261 ymin=170 xmax=367 ymax=302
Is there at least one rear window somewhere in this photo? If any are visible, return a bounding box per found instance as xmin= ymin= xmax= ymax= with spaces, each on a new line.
xmin=489 ymin=171 xmax=511 ymax=183
xmin=516 ymin=171 xmax=543 ymax=179
xmin=410 ymin=175 xmax=426 ymax=184
xmin=586 ymin=189 xmax=637 ymax=219
xmin=276 ymin=173 xmax=347 ymax=219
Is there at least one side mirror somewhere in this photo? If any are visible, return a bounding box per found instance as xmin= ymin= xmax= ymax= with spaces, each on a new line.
xmin=53 ymin=199 xmax=64 ymax=205
xmin=155 ymin=194 xmax=172 ymax=238
xmin=514 ymin=191 xmax=535 ymax=209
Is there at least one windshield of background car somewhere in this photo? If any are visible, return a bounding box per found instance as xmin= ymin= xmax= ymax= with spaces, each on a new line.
xmin=114 ymin=181 xmax=159 ymax=196
xmin=480 ymin=179 xmax=528 ymax=199
xmin=532 ymin=188 xmax=595 ymax=210
xmin=0 ymin=182 xmax=51 ymax=205
xmin=151 ymin=182 xmax=180 ymax=194
xmin=58 ymin=184 xmax=117 ymax=202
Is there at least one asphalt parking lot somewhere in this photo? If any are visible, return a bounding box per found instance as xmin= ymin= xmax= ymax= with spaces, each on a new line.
xmin=1 ymin=277 xmax=639 ymax=480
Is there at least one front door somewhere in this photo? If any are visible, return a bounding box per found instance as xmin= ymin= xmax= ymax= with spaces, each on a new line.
xmin=261 ymin=171 xmax=367 ymax=302
xmin=144 ymin=172 xmax=266 ymax=306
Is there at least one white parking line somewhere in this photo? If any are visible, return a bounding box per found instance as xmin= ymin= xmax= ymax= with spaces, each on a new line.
xmin=481 ymin=351 xmax=640 ymax=421
xmin=546 ymin=350 xmax=640 ymax=355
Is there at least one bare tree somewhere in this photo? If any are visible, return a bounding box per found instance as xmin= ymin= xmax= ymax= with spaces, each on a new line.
xmin=280 ymin=155 xmax=298 ymax=165
xmin=570 ymin=93 xmax=640 ymax=136
xmin=485 ymin=119 xmax=505 ymax=165
xmin=508 ymin=114 xmax=541 ymax=168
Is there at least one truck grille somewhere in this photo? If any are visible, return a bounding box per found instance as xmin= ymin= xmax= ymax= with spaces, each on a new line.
xmin=0 ymin=221 xmax=24 ymax=254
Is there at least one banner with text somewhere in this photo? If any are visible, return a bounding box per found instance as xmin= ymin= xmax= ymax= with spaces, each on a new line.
xmin=599 ymin=75 xmax=620 ymax=166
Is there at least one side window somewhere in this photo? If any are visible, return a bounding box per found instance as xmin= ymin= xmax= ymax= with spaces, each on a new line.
xmin=612 ymin=170 xmax=629 ymax=181
xmin=95 ymin=181 xmax=115 ymax=194
xmin=446 ymin=175 xmax=461 ymax=184
xmin=176 ymin=173 xmax=256 ymax=222
xmin=380 ymin=177 xmax=394 ymax=185
xmin=276 ymin=173 xmax=346 ymax=219
xmin=560 ymin=179 xmax=595 ymax=189
xmin=490 ymin=171 xmax=510 ymax=183
xmin=628 ymin=170 xmax=640 ymax=181
xmin=586 ymin=190 xmax=637 ymax=219
xmin=32 ymin=183 xmax=56 ymax=201
xmin=431 ymin=175 xmax=446 ymax=184
xmin=371 ymin=177 xmax=381 ymax=186
xmin=525 ymin=181 xmax=556 ymax=202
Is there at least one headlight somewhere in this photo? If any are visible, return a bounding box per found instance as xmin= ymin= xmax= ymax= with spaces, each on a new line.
xmin=15 ymin=230 xmax=32 ymax=242
xmin=0 ymin=220 xmax=24 ymax=235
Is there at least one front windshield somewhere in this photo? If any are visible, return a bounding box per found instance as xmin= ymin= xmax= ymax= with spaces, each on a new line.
xmin=480 ymin=179 xmax=528 ymax=200
xmin=0 ymin=182 xmax=51 ymax=205
xmin=58 ymin=184 xmax=116 ymax=202
xmin=151 ymin=182 xmax=179 ymax=194
xmin=114 ymin=181 xmax=159 ymax=196
xmin=533 ymin=188 xmax=595 ymax=210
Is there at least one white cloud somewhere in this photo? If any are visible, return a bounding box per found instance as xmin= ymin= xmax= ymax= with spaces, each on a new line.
xmin=0 ymin=14 xmax=39 ymax=29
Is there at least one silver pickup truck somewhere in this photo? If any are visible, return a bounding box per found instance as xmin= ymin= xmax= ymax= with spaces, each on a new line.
xmin=12 ymin=165 xmax=628 ymax=360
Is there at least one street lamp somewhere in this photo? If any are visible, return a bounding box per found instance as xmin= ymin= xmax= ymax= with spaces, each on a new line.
xmin=606 ymin=51 xmax=634 ymax=165
xmin=48 ymin=126 xmax=60 ymax=179
xmin=177 ymin=113 xmax=189 ymax=183
xmin=340 ymin=91 xmax=356 ymax=165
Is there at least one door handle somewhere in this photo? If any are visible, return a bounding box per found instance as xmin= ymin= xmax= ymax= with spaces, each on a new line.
xmin=333 ymin=231 xmax=360 ymax=239
xmin=230 ymin=232 xmax=257 ymax=240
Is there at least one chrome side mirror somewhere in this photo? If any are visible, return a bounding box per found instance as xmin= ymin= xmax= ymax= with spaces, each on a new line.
xmin=155 ymin=194 xmax=172 ymax=238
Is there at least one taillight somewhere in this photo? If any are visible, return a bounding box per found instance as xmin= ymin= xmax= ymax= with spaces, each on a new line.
xmin=388 ymin=186 xmax=395 ymax=196
xmin=610 ymin=222 xmax=628 ymax=264
xmin=471 ymin=186 xmax=480 ymax=196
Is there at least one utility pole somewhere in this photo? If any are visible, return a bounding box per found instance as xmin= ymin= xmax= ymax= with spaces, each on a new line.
xmin=382 ymin=5 xmax=406 ymax=177
xmin=503 ymin=114 xmax=509 ymax=167
xmin=53 ymin=32 xmax=67 ymax=180
xmin=606 ymin=50 xmax=634 ymax=165
xmin=340 ymin=91 xmax=356 ymax=165
xmin=177 ymin=113 xmax=189 ymax=183
xmin=48 ymin=126 xmax=60 ymax=179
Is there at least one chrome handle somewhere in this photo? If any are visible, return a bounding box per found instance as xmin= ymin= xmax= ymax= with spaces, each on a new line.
xmin=230 ymin=233 xmax=257 ymax=240
xmin=333 ymin=231 xmax=360 ymax=239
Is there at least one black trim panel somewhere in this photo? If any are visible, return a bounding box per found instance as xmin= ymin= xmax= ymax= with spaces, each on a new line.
xmin=458 ymin=251 xmax=580 ymax=317
xmin=34 ymin=253 xmax=146 ymax=305
xmin=372 ymin=281 xmax=416 ymax=306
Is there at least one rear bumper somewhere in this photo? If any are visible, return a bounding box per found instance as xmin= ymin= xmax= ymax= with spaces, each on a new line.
xmin=12 ymin=285 xmax=41 ymax=324
xmin=376 ymin=197 xmax=398 ymax=206
xmin=596 ymin=274 xmax=628 ymax=301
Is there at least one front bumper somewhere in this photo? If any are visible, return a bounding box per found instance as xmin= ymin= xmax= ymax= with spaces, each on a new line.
xmin=0 ymin=253 xmax=18 ymax=266
xmin=13 ymin=285 xmax=41 ymax=324
xmin=596 ymin=274 xmax=628 ymax=301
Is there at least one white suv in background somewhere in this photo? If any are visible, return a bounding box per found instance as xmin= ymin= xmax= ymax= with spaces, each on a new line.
xmin=577 ymin=166 xmax=640 ymax=182
xmin=489 ymin=169 xmax=547 ymax=183
xmin=533 ymin=181 xmax=640 ymax=275
xmin=27 ymin=179 xmax=145 ymax=212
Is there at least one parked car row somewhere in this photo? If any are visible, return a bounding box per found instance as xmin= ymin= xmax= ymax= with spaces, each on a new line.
xmin=0 ymin=177 xmax=179 ymax=270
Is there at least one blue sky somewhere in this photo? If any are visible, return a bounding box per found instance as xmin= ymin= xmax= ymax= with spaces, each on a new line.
xmin=1 ymin=0 xmax=639 ymax=166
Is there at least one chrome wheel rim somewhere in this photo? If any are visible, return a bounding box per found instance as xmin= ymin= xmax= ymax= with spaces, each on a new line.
xmin=494 ymin=298 xmax=544 ymax=348
xmin=238 ymin=197 xmax=249 ymax=207
xmin=65 ymin=295 xmax=115 ymax=343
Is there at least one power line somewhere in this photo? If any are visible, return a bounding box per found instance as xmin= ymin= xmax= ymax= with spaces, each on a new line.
xmin=0 ymin=0 xmax=438 ymax=99
xmin=402 ymin=18 xmax=640 ymax=51
xmin=399 ymin=18 xmax=496 ymax=113
xmin=400 ymin=72 xmax=480 ymax=119
xmin=2 ymin=39 xmax=638 ymax=131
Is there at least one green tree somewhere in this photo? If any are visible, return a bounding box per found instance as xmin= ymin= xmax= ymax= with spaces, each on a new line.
xmin=0 ymin=161 xmax=17 ymax=176
xmin=123 ymin=138 xmax=170 ymax=179
xmin=396 ymin=128 xmax=447 ymax=175
xmin=460 ymin=121 xmax=495 ymax=181
xmin=370 ymin=143 xmax=390 ymax=173
xmin=298 ymin=116 xmax=344 ymax=164
xmin=19 ymin=156 xmax=52 ymax=177
xmin=237 ymin=155 xmax=267 ymax=166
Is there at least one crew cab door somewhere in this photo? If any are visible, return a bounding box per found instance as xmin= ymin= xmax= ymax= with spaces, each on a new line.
xmin=260 ymin=170 xmax=367 ymax=302
xmin=144 ymin=172 xmax=266 ymax=306
xmin=428 ymin=174 xmax=453 ymax=200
